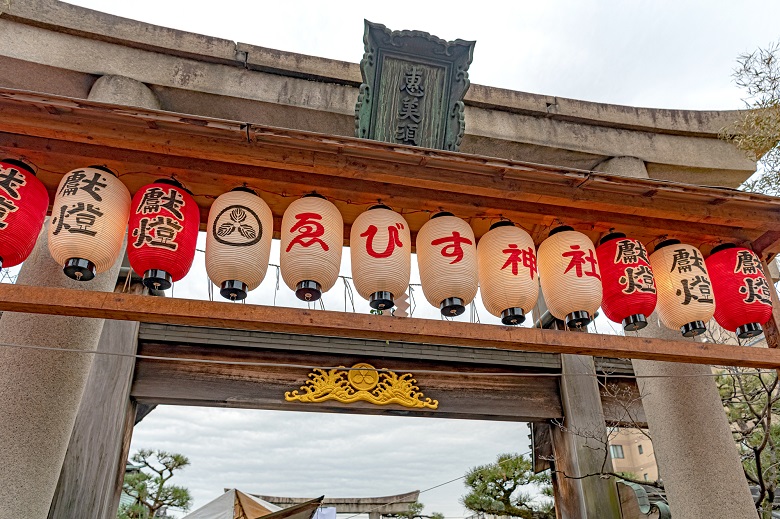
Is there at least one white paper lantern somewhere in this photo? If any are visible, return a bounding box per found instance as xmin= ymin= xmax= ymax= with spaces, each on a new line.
xmin=280 ymin=194 xmax=343 ymax=301
xmin=537 ymin=226 xmax=602 ymax=328
xmin=650 ymin=239 xmax=714 ymax=337
xmin=350 ymin=205 xmax=411 ymax=310
xmin=206 ymin=188 xmax=274 ymax=300
xmin=48 ymin=166 xmax=131 ymax=281
xmin=416 ymin=212 xmax=478 ymax=316
xmin=478 ymin=221 xmax=539 ymax=325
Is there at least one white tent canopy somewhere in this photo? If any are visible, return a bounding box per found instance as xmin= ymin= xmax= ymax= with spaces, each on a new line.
xmin=184 ymin=489 xmax=322 ymax=519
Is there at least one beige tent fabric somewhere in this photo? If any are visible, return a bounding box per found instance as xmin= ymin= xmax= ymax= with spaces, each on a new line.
xmin=236 ymin=490 xmax=277 ymax=519
xmin=184 ymin=490 xmax=323 ymax=519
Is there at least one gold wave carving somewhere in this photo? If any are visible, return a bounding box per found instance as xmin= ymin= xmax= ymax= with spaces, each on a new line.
xmin=284 ymin=363 xmax=439 ymax=409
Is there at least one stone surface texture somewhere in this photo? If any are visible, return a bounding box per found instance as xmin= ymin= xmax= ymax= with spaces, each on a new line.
xmin=88 ymin=74 xmax=161 ymax=109
xmin=0 ymin=226 xmax=125 ymax=518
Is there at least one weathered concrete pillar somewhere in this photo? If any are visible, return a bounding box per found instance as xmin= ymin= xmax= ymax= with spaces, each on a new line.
xmin=634 ymin=320 xmax=755 ymax=518
xmin=0 ymin=226 xmax=126 ymax=518
xmin=600 ymin=155 xmax=756 ymax=517
xmin=87 ymin=74 xmax=162 ymax=109
xmin=593 ymin=156 xmax=648 ymax=178
xmin=0 ymin=75 xmax=159 ymax=518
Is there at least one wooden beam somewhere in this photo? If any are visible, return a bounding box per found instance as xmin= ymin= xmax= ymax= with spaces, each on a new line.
xmin=1 ymin=89 xmax=780 ymax=253
xmin=131 ymin=342 xmax=563 ymax=422
xmin=1 ymin=284 xmax=779 ymax=368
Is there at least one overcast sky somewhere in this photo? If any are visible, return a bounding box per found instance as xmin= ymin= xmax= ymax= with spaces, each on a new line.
xmin=58 ymin=1 xmax=780 ymax=517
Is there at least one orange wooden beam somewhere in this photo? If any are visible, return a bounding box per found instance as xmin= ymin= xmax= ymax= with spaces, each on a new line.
xmin=0 ymin=283 xmax=778 ymax=369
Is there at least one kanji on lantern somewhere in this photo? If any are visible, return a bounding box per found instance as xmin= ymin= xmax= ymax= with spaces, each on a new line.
xmin=0 ymin=159 xmax=48 ymax=270
xmin=48 ymin=166 xmax=131 ymax=281
xmin=280 ymin=194 xmax=343 ymax=301
xmin=538 ymin=226 xmax=602 ymax=328
xmin=596 ymin=233 xmax=657 ymax=331
xmin=478 ymin=221 xmax=539 ymax=325
xmin=650 ymin=240 xmax=714 ymax=337
xmin=127 ymin=179 xmax=199 ymax=290
xmin=706 ymin=244 xmax=773 ymax=338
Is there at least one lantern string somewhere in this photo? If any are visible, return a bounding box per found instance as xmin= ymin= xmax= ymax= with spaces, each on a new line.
xmin=121 ymin=268 xmax=133 ymax=294
xmin=0 ymin=340 xmax=773 ymax=379
xmin=207 ymin=277 xmax=214 ymax=302
xmin=271 ymin=264 xmax=280 ymax=306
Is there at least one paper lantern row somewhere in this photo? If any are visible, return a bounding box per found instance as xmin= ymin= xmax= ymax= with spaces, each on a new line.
xmin=0 ymin=160 xmax=772 ymax=338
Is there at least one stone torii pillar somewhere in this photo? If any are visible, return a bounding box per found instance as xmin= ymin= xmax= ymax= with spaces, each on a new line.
xmin=0 ymin=76 xmax=159 ymax=518
xmin=596 ymin=155 xmax=756 ymax=518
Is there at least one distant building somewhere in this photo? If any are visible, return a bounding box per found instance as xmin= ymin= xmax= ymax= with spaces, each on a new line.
xmin=609 ymin=428 xmax=658 ymax=483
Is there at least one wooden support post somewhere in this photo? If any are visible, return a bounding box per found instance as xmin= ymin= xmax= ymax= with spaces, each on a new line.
xmin=48 ymin=280 xmax=142 ymax=519
xmin=760 ymin=258 xmax=780 ymax=352
xmin=548 ymin=328 xmax=622 ymax=519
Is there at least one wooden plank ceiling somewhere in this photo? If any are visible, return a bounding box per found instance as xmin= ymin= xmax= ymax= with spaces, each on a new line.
xmin=0 ymin=88 xmax=779 ymax=256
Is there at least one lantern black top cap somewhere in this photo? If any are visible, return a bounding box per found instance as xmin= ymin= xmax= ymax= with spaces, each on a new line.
xmin=303 ymin=192 xmax=326 ymax=199
xmin=431 ymin=211 xmax=455 ymax=219
xmin=88 ymin=165 xmax=118 ymax=177
xmin=710 ymin=243 xmax=738 ymax=255
xmin=549 ymin=225 xmax=574 ymax=237
xmin=599 ymin=232 xmax=627 ymax=246
xmin=1 ymin=158 xmax=36 ymax=175
xmin=369 ymin=204 xmax=392 ymax=211
xmin=154 ymin=178 xmax=193 ymax=195
xmin=489 ymin=220 xmax=515 ymax=230
xmin=654 ymin=238 xmax=681 ymax=252
xmin=231 ymin=186 xmax=257 ymax=195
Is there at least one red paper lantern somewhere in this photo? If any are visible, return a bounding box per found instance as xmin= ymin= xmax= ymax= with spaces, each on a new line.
xmin=596 ymin=232 xmax=657 ymax=331
xmin=706 ymin=244 xmax=773 ymax=338
xmin=127 ymin=179 xmax=200 ymax=290
xmin=0 ymin=159 xmax=48 ymax=269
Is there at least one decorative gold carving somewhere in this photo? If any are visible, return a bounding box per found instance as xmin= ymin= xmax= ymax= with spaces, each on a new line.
xmin=285 ymin=363 xmax=438 ymax=409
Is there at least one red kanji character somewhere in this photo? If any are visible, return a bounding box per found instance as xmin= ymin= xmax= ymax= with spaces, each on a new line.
xmin=501 ymin=244 xmax=537 ymax=279
xmin=361 ymin=223 xmax=404 ymax=258
xmin=431 ymin=231 xmax=473 ymax=264
xmin=286 ymin=212 xmax=329 ymax=252
xmin=562 ymin=244 xmax=600 ymax=280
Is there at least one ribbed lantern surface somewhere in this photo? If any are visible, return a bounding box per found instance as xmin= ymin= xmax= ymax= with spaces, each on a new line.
xmin=596 ymin=233 xmax=657 ymax=331
xmin=127 ymin=180 xmax=199 ymax=288
xmin=280 ymin=195 xmax=343 ymax=300
xmin=538 ymin=227 xmax=602 ymax=327
xmin=0 ymin=159 xmax=48 ymax=268
xmin=350 ymin=205 xmax=411 ymax=310
xmin=649 ymin=240 xmax=714 ymax=337
xmin=416 ymin=213 xmax=478 ymax=316
xmin=477 ymin=221 xmax=539 ymax=325
xmin=206 ymin=188 xmax=274 ymax=300
xmin=706 ymin=245 xmax=772 ymax=338
xmin=48 ymin=166 xmax=131 ymax=280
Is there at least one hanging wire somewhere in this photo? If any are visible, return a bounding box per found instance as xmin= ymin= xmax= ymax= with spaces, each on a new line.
xmin=207 ymin=277 xmax=214 ymax=302
xmin=271 ymin=264 xmax=280 ymax=307
xmin=340 ymin=276 xmax=356 ymax=313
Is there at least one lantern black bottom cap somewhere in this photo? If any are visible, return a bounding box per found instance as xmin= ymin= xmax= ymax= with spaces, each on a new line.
xmin=63 ymin=258 xmax=96 ymax=281
xmin=143 ymin=269 xmax=172 ymax=291
xmin=737 ymin=322 xmax=764 ymax=339
xmin=566 ymin=311 xmax=592 ymax=329
xmin=296 ymin=280 xmax=322 ymax=302
xmin=680 ymin=320 xmax=706 ymax=338
xmin=220 ymin=280 xmax=248 ymax=301
xmin=440 ymin=297 xmax=465 ymax=317
xmin=623 ymin=314 xmax=648 ymax=332
xmin=501 ymin=307 xmax=526 ymax=326
xmin=370 ymin=291 xmax=394 ymax=310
